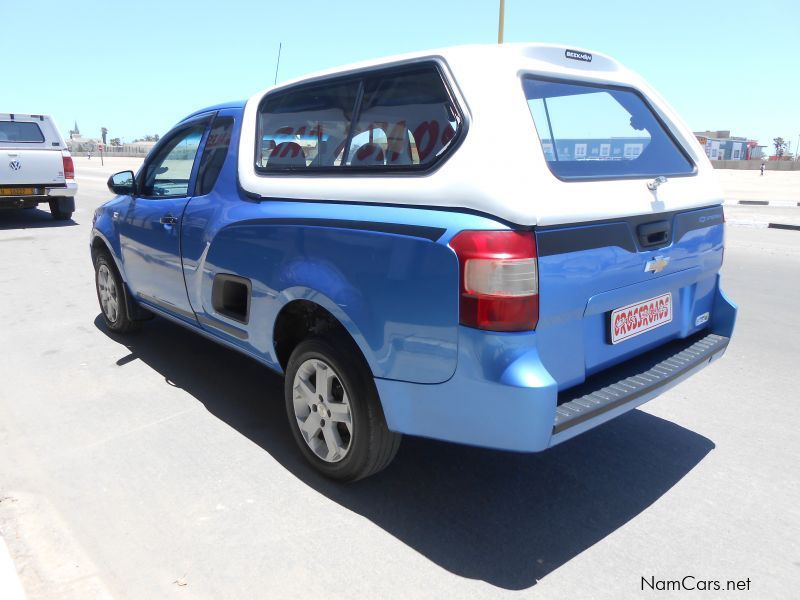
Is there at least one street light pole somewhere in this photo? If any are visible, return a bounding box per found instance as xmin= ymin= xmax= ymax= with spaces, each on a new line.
xmin=498 ymin=0 xmax=505 ymax=44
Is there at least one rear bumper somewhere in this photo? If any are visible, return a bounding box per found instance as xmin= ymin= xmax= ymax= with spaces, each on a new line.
xmin=0 ymin=182 xmax=77 ymax=207
xmin=376 ymin=280 xmax=736 ymax=452
xmin=548 ymin=331 xmax=729 ymax=446
xmin=48 ymin=181 xmax=77 ymax=197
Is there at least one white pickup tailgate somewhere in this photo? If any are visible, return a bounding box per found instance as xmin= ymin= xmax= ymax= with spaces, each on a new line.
xmin=0 ymin=114 xmax=66 ymax=186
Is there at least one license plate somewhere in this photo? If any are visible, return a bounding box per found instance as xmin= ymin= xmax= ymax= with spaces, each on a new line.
xmin=0 ymin=187 xmax=36 ymax=196
xmin=610 ymin=292 xmax=672 ymax=344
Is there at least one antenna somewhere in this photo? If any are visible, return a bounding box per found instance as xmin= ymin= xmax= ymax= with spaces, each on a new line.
xmin=274 ymin=42 xmax=282 ymax=85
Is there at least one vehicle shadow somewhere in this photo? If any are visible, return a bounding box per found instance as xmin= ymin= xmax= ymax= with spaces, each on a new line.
xmin=0 ymin=207 xmax=77 ymax=229
xmin=95 ymin=315 xmax=714 ymax=591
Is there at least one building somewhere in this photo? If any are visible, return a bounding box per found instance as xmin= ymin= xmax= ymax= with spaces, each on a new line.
xmin=64 ymin=121 xmax=159 ymax=155
xmin=694 ymin=130 xmax=763 ymax=161
xmin=65 ymin=121 xmax=101 ymax=153
xmin=541 ymin=137 xmax=649 ymax=161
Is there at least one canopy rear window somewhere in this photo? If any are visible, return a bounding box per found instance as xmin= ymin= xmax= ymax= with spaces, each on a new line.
xmin=523 ymin=77 xmax=694 ymax=180
xmin=0 ymin=121 xmax=45 ymax=143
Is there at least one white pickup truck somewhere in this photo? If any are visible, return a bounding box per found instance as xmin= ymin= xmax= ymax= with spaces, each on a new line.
xmin=0 ymin=113 xmax=77 ymax=220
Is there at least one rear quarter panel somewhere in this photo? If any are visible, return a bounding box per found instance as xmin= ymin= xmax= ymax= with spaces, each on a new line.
xmin=181 ymin=188 xmax=505 ymax=383
xmin=206 ymin=215 xmax=458 ymax=383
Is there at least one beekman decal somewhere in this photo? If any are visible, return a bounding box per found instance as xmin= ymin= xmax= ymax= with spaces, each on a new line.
xmin=565 ymin=49 xmax=592 ymax=63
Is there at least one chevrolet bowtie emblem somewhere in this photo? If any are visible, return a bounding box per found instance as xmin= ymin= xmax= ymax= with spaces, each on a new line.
xmin=645 ymin=256 xmax=670 ymax=274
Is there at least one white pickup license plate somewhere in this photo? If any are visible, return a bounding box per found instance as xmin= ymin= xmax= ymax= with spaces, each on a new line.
xmin=0 ymin=186 xmax=37 ymax=196
xmin=610 ymin=292 xmax=673 ymax=344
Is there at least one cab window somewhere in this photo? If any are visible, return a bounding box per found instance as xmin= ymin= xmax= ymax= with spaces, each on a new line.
xmin=140 ymin=122 xmax=207 ymax=197
xmin=195 ymin=117 xmax=234 ymax=196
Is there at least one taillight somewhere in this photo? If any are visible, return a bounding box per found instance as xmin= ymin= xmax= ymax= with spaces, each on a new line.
xmin=721 ymin=208 xmax=726 ymax=266
xmin=62 ymin=152 xmax=75 ymax=179
xmin=449 ymin=230 xmax=539 ymax=332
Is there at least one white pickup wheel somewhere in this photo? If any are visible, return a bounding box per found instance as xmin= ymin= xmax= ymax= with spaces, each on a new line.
xmin=49 ymin=198 xmax=73 ymax=221
xmin=284 ymin=336 xmax=400 ymax=481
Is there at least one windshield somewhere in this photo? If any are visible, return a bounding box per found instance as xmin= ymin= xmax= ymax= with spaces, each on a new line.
xmin=523 ymin=77 xmax=694 ymax=180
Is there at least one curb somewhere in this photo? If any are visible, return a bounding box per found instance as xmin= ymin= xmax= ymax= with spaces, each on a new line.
xmin=0 ymin=535 xmax=26 ymax=600
xmin=736 ymin=200 xmax=800 ymax=207
xmin=768 ymin=223 xmax=800 ymax=231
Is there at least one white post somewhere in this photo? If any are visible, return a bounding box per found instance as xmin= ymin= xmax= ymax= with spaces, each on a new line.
xmin=498 ymin=0 xmax=505 ymax=44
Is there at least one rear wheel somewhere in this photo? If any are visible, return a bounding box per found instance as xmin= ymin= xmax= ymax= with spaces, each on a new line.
xmin=94 ymin=251 xmax=140 ymax=333
xmin=49 ymin=198 xmax=73 ymax=220
xmin=284 ymin=336 xmax=401 ymax=481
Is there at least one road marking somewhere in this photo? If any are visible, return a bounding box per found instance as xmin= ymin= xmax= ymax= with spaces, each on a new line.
xmin=0 ymin=236 xmax=35 ymax=243
xmin=0 ymin=534 xmax=26 ymax=600
xmin=726 ymin=219 xmax=768 ymax=229
xmin=75 ymin=175 xmax=115 ymax=181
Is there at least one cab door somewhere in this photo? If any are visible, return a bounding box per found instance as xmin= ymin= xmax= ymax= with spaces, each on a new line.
xmin=119 ymin=117 xmax=210 ymax=321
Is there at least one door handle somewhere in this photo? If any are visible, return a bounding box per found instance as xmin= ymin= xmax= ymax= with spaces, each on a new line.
xmin=637 ymin=220 xmax=670 ymax=248
xmin=160 ymin=215 xmax=178 ymax=225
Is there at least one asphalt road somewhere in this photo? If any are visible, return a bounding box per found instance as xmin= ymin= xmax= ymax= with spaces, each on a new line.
xmin=0 ymin=159 xmax=798 ymax=599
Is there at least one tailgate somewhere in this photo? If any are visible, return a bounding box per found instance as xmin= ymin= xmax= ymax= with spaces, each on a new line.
xmin=1 ymin=149 xmax=65 ymax=186
xmin=534 ymin=205 xmax=724 ymax=390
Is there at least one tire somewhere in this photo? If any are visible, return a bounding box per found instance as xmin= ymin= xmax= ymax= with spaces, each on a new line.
xmin=94 ymin=251 xmax=140 ymax=333
xmin=284 ymin=335 xmax=401 ymax=482
xmin=49 ymin=198 xmax=73 ymax=221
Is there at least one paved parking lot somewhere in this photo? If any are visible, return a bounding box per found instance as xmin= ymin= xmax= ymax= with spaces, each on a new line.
xmin=1 ymin=159 xmax=798 ymax=599
xmin=718 ymin=169 xmax=800 ymax=228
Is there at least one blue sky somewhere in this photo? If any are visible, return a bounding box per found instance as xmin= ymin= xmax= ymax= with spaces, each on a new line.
xmin=2 ymin=0 xmax=797 ymax=153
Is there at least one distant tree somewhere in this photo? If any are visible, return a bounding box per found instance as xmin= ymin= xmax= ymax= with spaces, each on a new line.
xmin=110 ymin=137 xmax=122 ymax=146
xmin=773 ymin=137 xmax=786 ymax=157
xmin=133 ymin=134 xmax=160 ymax=143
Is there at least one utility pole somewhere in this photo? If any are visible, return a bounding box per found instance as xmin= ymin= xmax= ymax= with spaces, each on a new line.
xmin=274 ymin=42 xmax=282 ymax=86
xmin=498 ymin=0 xmax=505 ymax=44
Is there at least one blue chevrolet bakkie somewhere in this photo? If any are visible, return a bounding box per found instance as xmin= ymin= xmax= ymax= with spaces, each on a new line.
xmin=91 ymin=44 xmax=736 ymax=481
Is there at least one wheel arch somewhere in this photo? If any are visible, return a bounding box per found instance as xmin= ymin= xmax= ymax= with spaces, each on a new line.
xmin=91 ymin=232 xmax=152 ymax=322
xmin=272 ymin=296 xmax=373 ymax=376
xmin=90 ymin=232 xmax=126 ymax=282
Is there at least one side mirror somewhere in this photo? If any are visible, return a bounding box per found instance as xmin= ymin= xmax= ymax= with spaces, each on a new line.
xmin=107 ymin=170 xmax=136 ymax=196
